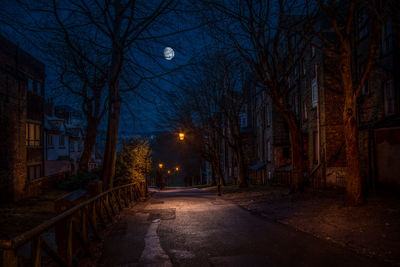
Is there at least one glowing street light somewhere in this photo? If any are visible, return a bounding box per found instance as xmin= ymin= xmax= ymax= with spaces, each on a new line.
xmin=175 ymin=167 xmax=179 ymax=171
xmin=158 ymin=163 xmax=163 ymax=169
xmin=179 ymin=132 xmax=184 ymax=141
xmin=167 ymin=170 xmax=171 ymax=174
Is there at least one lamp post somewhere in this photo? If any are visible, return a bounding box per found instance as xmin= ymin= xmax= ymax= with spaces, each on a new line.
xmin=158 ymin=163 xmax=165 ymax=189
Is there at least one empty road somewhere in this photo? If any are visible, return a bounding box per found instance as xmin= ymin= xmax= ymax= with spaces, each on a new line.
xmin=100 ymin=188 xmax=383 ymax=267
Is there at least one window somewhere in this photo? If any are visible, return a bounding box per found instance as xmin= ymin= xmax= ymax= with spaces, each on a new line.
xmin=78 ymin=141 xmax=82 ymax=152
xmin=28 ymin=165 xmax=42 ymax=180
xmin=59 ymin=135 xmax=65 ymax=147
xmin=267 ymin=140 xmax=272 ymax=162
xmin=47 ymin=134 xmax=54 ymax=147
xmin=38 ymin=82 xmax=44 ymax=96
xmin=312 ymin=78 xmax=318 ymax=108
xmin=266 ymin=105 xmax=271 ymax=127
xmin=240 ymin=114 xmax=247 ymax=128
xmin=384 ymin=79 xmax=396 ymax=115
xmin=292 ymin=94 xmax=299 ymax=115
xmin=283 ymin=147 xmax=290 ymax=158
xmin=240 ymin=105 xmax=248 ymax=128
xmin=27 ymin=78 xmax=34 ymax=92
xmin=313 ymin=131 xmax=319 ymax=164
xmin=303 ymin=101 xmax=308 ymax=120
xmin=382 ymin=20 xmax=392 ymax=55
xmin=361 ymin=80 xmax=369 ymax=96
xmin=358 ymin=8 xmax=369 ymax=39
xmin=26 ymin=122 xmax=41 ymax=146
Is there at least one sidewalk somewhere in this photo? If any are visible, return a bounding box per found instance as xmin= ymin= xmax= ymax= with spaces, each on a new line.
xmin=203 ymin=185 xmax=400 ymax=266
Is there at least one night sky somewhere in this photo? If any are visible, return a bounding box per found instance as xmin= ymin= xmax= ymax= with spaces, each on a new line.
xmin=0 ymin=0 xmax=210 ymax=137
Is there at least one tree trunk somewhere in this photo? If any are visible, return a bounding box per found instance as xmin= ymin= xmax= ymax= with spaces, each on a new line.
xmin=79 ymin=117 xmax=99 ymax=172
xmin=102 ymin=101 xmax=121 ymax=189
xmin=101 ymin=0 xmax=123 ymax=189
xmin=341 ymin=49 xmax=363 ymax=205
xmin=235 ymin=146 xmax=248 ymax=188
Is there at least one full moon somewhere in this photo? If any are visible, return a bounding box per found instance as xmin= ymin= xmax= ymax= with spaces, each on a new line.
xmin=164 ymin=47 xmax=174 ymax=60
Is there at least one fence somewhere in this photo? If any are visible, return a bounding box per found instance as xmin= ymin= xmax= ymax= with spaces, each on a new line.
xmin=0 ymin=181 xmax=147 ymax=267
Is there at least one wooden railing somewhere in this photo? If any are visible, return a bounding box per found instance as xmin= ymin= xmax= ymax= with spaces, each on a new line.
xmin=0 ymin=181 xmax=147 ymax=267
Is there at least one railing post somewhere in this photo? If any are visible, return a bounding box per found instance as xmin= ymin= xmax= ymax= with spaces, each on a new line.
xmin=2 ymin=249 xmax=18 ymax=267
xmin=81 ymin=208 xmax=88 ymax=245
xmin=66 ymin=218 xmax=74 ymax=267
xmin=31 ymin=236 xmax=41 ymax=267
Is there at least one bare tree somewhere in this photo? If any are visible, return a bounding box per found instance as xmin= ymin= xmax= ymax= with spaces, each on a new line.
xmin=202 ymin=0 xmax=308 ymax=192
xmin=52 ymin=40 xmax=108 ymax=172
xmin=165 ymin=52 xmax=250 ymax=188
xmin=301 ymin=0 xmax=379 ymax=204
xmin=45 ymin=0 xmax=178 ymax=188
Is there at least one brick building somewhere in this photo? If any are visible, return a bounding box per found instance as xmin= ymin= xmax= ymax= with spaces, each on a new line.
xmin=357 ymin=2 xmax=400 ymax=188
xmin=249 ymin=88 xmax=291 ymax=184
xmin=0 ymin=35 xmax=45 ymax=202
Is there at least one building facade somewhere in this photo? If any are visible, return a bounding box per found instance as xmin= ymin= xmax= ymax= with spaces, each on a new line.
xmin=0 ymin=34 xmax=45 ymax=201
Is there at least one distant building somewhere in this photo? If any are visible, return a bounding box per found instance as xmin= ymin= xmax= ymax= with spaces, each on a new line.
xmin=0 ymin=34 xmax=45 ymax=201
xmin=44 ymin=103 xmax=101 ymax=175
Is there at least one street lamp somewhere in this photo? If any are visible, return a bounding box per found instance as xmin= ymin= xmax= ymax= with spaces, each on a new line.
xmin=175 ymin=167 xmax=179 ymax=171
xmin=167 ymin=170 xmax=171 ymax=174
xmin=179 ymin=132 xmax=184 ymax=141
xmin=158 ymin=163 xmax=163 ymax=169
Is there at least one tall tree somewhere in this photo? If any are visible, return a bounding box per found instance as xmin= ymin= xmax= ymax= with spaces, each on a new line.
xmin=302 ymin=0 xmax=379 ymax=204
xmin=48 ymin=0 xmax=176 ymax=188
xmin=165 ymin=52 xmax=250 ymax=188
xmin=203 ymin=0 xmax=308 ymax=192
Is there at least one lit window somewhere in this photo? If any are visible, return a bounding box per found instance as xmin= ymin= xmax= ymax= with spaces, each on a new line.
xmin=26 ymin=122 xmax=41 ymax=146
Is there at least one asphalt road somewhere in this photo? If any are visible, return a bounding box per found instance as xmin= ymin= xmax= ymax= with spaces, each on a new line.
xmin=100 ymin=188 xmax=384 ymax=267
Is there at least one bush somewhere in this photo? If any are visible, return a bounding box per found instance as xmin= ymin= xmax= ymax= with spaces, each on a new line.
xmin=115 ymin=137 xmax=152 ymax=186
xmin=57 ymin=170 xmax=100 ymax=191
